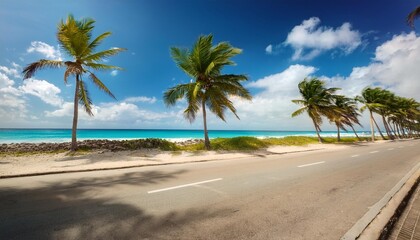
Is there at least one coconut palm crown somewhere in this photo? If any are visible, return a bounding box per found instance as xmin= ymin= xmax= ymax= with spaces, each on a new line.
xmin=22 ymin=15 xmax=126 ymax=151
xmin=356 ymin=87 xmax=388 ymax=141
xmin=164 ymin=34 xmax=252 ymax=150
xmin=291 ymin=77 xmax=340 ymax=143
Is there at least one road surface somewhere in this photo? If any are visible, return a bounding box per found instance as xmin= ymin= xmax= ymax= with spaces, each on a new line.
xmin=0 ymin=139 xmax=419 ymax=239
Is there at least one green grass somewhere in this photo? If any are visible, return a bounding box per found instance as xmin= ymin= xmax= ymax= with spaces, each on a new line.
xmin=263 ymin=136 xmax=319 ymax=146
xmin=179 ymin=136 xmax=267 ymax=151
xmin=177 ymin=135 xmax=371 ymax=151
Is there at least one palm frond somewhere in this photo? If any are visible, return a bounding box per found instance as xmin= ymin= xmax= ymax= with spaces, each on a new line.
xmin=206 ymin=88 xmax=238 ymax=121
xmin=291 ymin=99 xmax=306 ymax=105
xmin=184 ymin=86 xmax=201 ymax=122
xmin=291 ymin=107 xmax=307 ymax=117
xmin=85 ymin=63 xmax=123 ymax=71
xmin=22 ymin=60 xmax=64 ymax=79
xmin=88 ymin=72 xmax=116 ymax=99
xmin=83 ymin=48 xmax=126 ymax=62
xmin=170 ymin=47 xmax=196 ymax=77
xmin=78 ymin=80 xmax=93 ymax=116
xmin=407 ymin=6 xmax=420 ymax=28
xmin=163 ymin=83 xmax=193 ymax=106
xmin=87 ymin=32 xmax=112 ymax=52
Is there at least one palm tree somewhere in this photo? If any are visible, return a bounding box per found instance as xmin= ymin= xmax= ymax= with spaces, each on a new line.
xmin=377 ymin=89 xmax=396 ymax=140
xmin=356 ymin=87 xmax=386 ymax=141
xmin=164 ymin=34 xmax=252 ymax=150
xmin=291 ymin=78 xmax=340 ymax=143
xmin=330 ymin=95 xmax=362 ymax=141
xmin=22 ymin=15 xmax=125 ymax=151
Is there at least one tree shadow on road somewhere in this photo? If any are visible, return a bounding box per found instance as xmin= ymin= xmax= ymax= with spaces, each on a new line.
xmin=0 ymin=170 xmax=227 ymax=240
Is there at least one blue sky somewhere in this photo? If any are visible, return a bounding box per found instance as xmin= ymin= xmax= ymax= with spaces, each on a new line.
xmin=0 ymin=0 xmax=419 ymax=130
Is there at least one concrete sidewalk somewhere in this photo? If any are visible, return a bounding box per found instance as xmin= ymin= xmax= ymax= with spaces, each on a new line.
xmin=389 ymin=183 xmax=420 ymax=240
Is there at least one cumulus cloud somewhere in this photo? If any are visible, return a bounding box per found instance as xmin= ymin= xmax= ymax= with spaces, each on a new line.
xmin=226 ymin=32 xmax=420 ymax=131
xmin=110 ymin=70 xmax=118 ymax=76
xmin=265 ymin=44 xmax=273 ymax=54
xmin=0 ymin=72 xmax=15 ymax=88
xmin=225 ymin=65 xmax=318 ymax=130
xmin=248 ymin=65 xmax=316 ymax=95
xmin=284 ymin=17 xmax=362 ymax=60
xmin=27 ymin=41 xmax=62 ymax=60
xmin=45 ymin=101 xmax=180 ymax=128
xmin=325 ymin=32 xmax=420 ymax=100
xmin=19 ymin=79 xmax=63 ymax=106
xmin=0 ymin=65 xmax=20 ymax=78
xmin=0 ymin=79 xmax=27 ymax=125
xmin=124 ymin=96 xmax=157 ymax=104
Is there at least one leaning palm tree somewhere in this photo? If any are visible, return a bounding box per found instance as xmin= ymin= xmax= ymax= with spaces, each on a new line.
xmin=164 ymin=34 xmax=252 ymax=150
xmin=22 ymin=15 xmax=125 ymax=151
xmin=356 ymin=87 xmax=386 ymax=142
xmin=291 ymin=78 xmax=340 ymax=143
xmin=330 ymin=95 xmax=363 ymax=141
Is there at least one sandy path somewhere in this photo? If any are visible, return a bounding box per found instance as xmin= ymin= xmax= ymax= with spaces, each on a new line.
xmin=0 ymin=143 xmax=363 ymax=178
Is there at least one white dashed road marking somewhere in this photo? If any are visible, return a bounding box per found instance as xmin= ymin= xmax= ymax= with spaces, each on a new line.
xmin=148 ymin=178 xmax=223 ymax=194
xmin=351 ymin=155 xmax=359 ymax=158
xmin=298 ymin=161 xmax=325 ymax=168
xmin=370 ymin=151 xmax=379 ymax=154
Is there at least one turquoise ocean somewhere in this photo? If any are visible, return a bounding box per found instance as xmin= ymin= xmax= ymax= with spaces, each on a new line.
xmin=0 ymin=129 xmax=371 ymax=144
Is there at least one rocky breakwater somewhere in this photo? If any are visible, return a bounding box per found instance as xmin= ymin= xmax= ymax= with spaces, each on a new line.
xmin=0 ymin=138 xmax=188 ymax=154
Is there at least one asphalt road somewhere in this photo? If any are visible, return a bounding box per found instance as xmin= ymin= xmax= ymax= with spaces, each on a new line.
xmin=0 ymin=139 xmax=419 ymax=240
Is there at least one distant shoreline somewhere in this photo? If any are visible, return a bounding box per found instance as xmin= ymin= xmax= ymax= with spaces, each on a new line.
xmin=0 ymin=129 xmax=373 ymax=144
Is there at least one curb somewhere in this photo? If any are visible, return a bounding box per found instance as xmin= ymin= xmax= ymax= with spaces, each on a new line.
xmin=341 ymin=162 xmax=420 ymax=240
xmin=0 ymin=148 xmax=324 ymax=179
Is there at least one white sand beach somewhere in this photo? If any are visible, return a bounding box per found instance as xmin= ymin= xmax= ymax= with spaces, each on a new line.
xmin=0 ymin=142 xmax=380 ymax=178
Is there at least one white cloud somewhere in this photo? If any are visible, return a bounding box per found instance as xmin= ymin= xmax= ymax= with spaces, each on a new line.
xmin=110 ymin=70 xmax=118 ymax=76
xmin=284 ymin=17 xmax=362 ymax=60
xmin=265 ymin=44 xmax=273 ymax=54
xmin=223 ymin=31 xmax=420 ymax=130
xmin=248 ymin=65 xmax=316 ymax=95
xmin=0 ymin=72 xmax=14 ymax=88
xmin=19 ymin=79 xmax=63 ymax=106
xmin=0 ymin=66 xmax=20 ymax=78
xmin=45 ymin=101 xmax=179 ymax=128
xmin=324 ymin=32 xmax=420 ymax=100
xmin=124 ymin=96 xmax=157 ymax=104
xmin=227 ymin=65 xmax=318 ymax=130
xmin=27 ymin=41 xmax=62 ymax=60
xmin=0 ymin=84 xmax=27 ymax=125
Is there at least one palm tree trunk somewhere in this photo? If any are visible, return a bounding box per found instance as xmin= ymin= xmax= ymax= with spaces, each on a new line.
xmin=350 ymin=125 xmax=361 ymax=141
xmin=202 ymin=100 xmax=211 ymax=150
xmin=372 ymin=114 xmax=385 ymax=140
xmin=401 ymin=124 xmax=407 ymax=138
xmin=336 ymin=123 xmax=341 ymax=142
xmin=71 ymin=75 xmax=80 ymax=151
xmin=381 ymin=115 xmax=394 ymax=140
xmin=394 ymin=123 xmax=402 ymax=139
xmin=312 ymin=118 xmax=322 ymax=143
xmin=369 ymin=110 xmax=375 ymax=142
